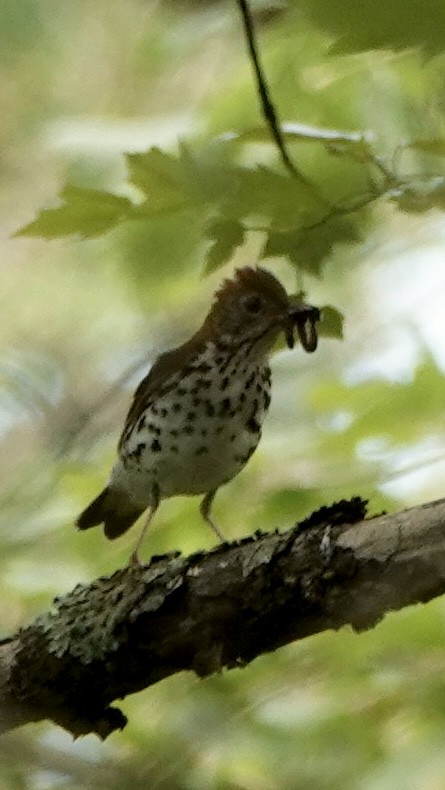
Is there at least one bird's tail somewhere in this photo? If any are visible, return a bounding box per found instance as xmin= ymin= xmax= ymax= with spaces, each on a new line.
xmin=76 ymin=487 xmax=145 ymax=540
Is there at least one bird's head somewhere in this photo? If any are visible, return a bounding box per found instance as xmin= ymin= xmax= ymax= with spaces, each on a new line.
xmin=204 ymin=266 xmax=320 ymax=356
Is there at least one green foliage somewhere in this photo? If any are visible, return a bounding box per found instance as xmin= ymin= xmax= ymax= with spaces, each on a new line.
xmin=16 ymin=135 xmax=376 ymax=283
xmin=0 ymin=0 xmax=47 ymax=63
xmin=4 ymin=0 xmax=445 ymax=788
xmin=18 ymin=186 xmax=135 ymax=239
xmin=12 ymin=130 xmax=389 ymax=284
xmin=204 ymin=217 xmax=245 ymax=272
xmin=298 ymin=0 xmax=445 ymax=55
xmin=318 ymin=305 xmax=344 ymax=339
xmin=127 ymin=147 xmax=200 ymax=214
xmin=406 ymin=138 xmax=445 ymax=157
xmin=263 ymin=215 xmax=362 ymax=275
xmin=390 ymin=176 xmax=445 ymax=213
xmin=311 ymin=361 xmax=445 ymax=449
xmin=17 ymin=120 xmax=445 ymax=293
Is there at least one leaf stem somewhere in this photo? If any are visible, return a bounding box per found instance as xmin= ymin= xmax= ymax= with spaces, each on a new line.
xmin=236 ymin=0 xmax=310 ymax=186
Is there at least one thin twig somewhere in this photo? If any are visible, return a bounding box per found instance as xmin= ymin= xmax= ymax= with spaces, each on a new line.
xmin=236 ymin=0 xmax=310 ymax=185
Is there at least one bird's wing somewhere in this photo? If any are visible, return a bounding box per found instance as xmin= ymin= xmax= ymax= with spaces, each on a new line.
xmin=118 ymin=335 xmax=205 ymax=450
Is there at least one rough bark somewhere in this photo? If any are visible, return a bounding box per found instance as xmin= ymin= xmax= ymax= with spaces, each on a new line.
xmin=1 ymin=495 xmax=445 ymax=739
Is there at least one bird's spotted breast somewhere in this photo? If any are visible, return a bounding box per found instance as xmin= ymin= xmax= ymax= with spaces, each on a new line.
xmin=116 ymin=343 xmax=272 ymax=506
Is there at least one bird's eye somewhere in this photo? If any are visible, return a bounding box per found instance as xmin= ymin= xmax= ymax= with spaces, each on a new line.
xmin=242 ymin=294 xmax=264 ymax=314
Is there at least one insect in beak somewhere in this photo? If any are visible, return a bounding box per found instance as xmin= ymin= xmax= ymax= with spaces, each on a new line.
xmin=286 ymin=303 xmax=321 ymax=353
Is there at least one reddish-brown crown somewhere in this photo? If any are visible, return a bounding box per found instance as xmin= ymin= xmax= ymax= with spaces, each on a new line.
xmin=201 ymin=266 xmax=294 ymax=348
xmin=214 ymin=266 xmax=291 ymax=309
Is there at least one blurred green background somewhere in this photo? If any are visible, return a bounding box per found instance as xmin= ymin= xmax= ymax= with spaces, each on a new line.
xmin=2 ymin=0 xmax=445 ymax=787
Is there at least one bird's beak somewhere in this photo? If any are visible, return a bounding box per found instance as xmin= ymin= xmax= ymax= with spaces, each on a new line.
xmin=286 ymin=302 xmax=321 ymax=353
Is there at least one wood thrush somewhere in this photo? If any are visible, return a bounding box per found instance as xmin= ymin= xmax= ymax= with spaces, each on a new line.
xmin=76 ymin=266 xmax=320 ymax=560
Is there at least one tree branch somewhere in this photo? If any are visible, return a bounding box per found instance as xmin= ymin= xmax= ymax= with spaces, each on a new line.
xmin=2 ymin=496 xmax=445 ymax=739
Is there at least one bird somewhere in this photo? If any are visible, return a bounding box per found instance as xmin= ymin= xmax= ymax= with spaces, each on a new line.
xmin=76 ymin=266 xmax=320 ymax=561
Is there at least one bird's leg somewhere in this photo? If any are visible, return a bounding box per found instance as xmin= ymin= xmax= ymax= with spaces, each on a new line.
xmin=129 ymin=483 xmax=160 ymax=565
xmin=200 ymin=489 xmax=226 ymax=542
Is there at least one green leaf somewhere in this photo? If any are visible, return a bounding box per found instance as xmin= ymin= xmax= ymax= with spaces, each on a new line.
xmin=17 ymin=186 xmax=134 ymax=239
xmin=319 ymin=305 xmax=344 ymax=339
xmin=204 ymin=219 xmax=245 ymax=273
xmin=405 ymin=138 xmax=445 ymax=157
xmin=299 ymin=0 xmax=445 ymax=56
xmin=127 ymin=145 xmax=240 ymax=218
xmin=229 ymin=123 xmax=374 ymax=162
xmin=222 ymin=165 xmax=322 ymax=231
xmin=390 ymin=177 xmax=445 ymax=213
xmin=263 ymin=215 xmax=361 ymax=276
xmin=126 ymin=147 xmax=193 ymax=213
